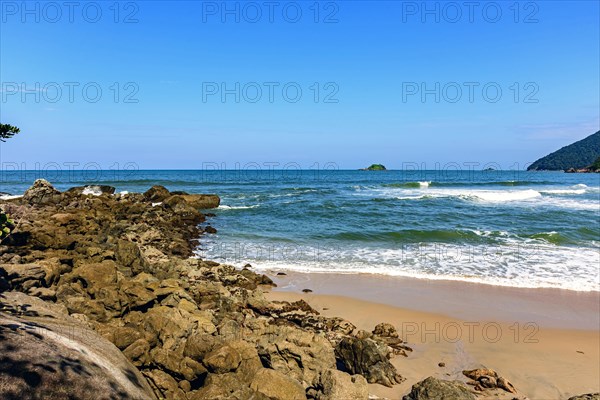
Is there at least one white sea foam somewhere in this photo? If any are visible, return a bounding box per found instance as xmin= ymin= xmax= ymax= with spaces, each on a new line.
xmin=419 ymin=181 xmax=431 ymax=188
xmin=82 ymin=186 xmax=103 ymax=196
xmin=219 ymin=205 xmax=260 ymax=210
xmin=0 ymin=194 xmax=22 ymax=200
xmin=466 ymin=189 xmax=542 ymax=202
xmin=541 ymin=189 xmax=586 ymax=195
xmin=214 ymin=242 xmax=600 ymax=292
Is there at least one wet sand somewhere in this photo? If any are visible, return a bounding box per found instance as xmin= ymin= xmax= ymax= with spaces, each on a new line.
xmin=266 ymin=272 xmax=600 ymax=399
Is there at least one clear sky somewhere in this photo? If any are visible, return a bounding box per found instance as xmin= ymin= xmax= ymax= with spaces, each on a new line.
xmin=1 ymin=0 xmax=599 ymax=170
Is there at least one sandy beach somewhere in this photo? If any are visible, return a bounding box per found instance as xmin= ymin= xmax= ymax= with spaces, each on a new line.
xmin=266 ymin=272 xmax=600 ymax=399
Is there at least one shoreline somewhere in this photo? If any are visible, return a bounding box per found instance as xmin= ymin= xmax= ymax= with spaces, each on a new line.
xmin=266 ymin=289 xmax=600 ymax=399
xmin=3 ymin=180 xmax=599 ymax=400
xmin=265 ymin=270 xmax=600 ymax=330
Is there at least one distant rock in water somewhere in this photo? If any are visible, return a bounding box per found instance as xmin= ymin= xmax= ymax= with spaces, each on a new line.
xmin=360 ymin=164 xmax=387 ymax=171
xmin=527 ymin=130 xmax=600 ymax=171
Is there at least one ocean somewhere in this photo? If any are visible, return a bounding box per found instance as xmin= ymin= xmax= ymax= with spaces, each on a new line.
xmin=2 ymin=169 xmax=599 ymax=292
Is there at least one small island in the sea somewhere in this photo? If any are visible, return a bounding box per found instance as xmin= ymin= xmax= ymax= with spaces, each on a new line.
xmin=360 ymin=164 xmax=387 ymax=171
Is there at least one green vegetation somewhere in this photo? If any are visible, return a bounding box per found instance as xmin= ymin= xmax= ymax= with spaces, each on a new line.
xmin=0 ymin=213 xmax=14 ymax=241
xmin=527 ymin=130 xmax=600 ymax=171
xmin=0 ymin=124 xmax=20 ymax=142
xmin=363 ymin=164 xmax=387 ymax=171
xmin=589 ymin=156 xmax=600 ymax=171
xmin=1 ymin=123 xmax=21 ymax=241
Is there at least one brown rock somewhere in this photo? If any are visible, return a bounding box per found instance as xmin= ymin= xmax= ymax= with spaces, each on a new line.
xmin=22 ymin=179 xmax=61 ymax=205
xmin=314 ymin=369 xmax=369 ymax=400
xmin=203 ymin=343 xmax=242 ymax=373
xmin=144 ymin=185 xmax=171 ymax=202
xmin=373 ymin=322 xmax=399 ymax=338
xmin=250 ymin=368 xmax=307 ymax=400
xmin=0 ymin=292 xmax=156 ymax=399
xmin=403 ymin=377 xmax=476 ymax=400
xmin=335 ymin=336 xmax=403 ymax=387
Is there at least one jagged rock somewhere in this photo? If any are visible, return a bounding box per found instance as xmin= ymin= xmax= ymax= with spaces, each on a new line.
xmin=373 ymin=322 xmax=399 ymax=338
xmin=184 ymin=333 xmax=220 ymax=361
xmin=144 ymin=369 xmax=186 ymax=400
xmin=64 ymin=296 xmax=109 ymax=322
xmin=568 ymin=394 xmax=600 ymax=400
xmin=497 ymin=376 xmax=516 ymax=393
xmin=335 ymin=336 xmax=403 ymax=387
xmin=144 ymin=185 xmax=172 ymax=202
xmin=120 ymin=280 xmax=157 ymax=309
xmin=0 ymin=263 xmax=46 ymax=290
xmin=257 ymin=325 xmax=336 ymax=385
xmin=163 ymin=195 xmax=205 ymax=222
xmin=203 ymin=343 xmax=242 ymax=373
xmin=143 ymin=305 xmax=195 ymax=348
xmin=179 ymin=194 xmax=220 ymax=209
xmin=116 ymin=239 xmax=147 ymax=275
xmin=21 ymin=179 xmax=61 ymax=205
xmin=123 ymin=338 xmax=152 ymax=367
xmin=64 ymin=260 xmax=118 ymax=297
xmin=462 ymin=368 xmax=517 ymax=394
xmin=313 ymin=369 xmax=369 ymax=400
xmin=462 ymin=368 xmax=498 ymax=380
xmin=403 ymin=377 xmax=476 ymax=400
xmin=250 ymin=368 xmax=307 ymax=400
xmin=190 ymin=373 xmax=268 ymax=400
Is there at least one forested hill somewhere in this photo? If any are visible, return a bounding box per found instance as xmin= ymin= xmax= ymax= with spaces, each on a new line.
xmin=527 ymin=130 xmax=600 ymax=171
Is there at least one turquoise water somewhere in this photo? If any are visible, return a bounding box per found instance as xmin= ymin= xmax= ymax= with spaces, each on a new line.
xmin=2 ymin=170 xmax=599 ymax=291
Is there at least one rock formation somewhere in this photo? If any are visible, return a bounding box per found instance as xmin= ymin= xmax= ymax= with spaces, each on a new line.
xmin=0 ymin=181 xmax=407 ymax=400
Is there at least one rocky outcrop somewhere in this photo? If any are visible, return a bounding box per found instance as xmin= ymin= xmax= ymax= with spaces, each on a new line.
xmin=403 ymin=377 xmax=476 ymax=400
xmin=462 ymin=368 xmax=517 ymax=394
xmin=568 ymin=394 xmax=600 ymax=400
xmin=2 ymin=180 xmax=407 ymax=399
xmin=0 ymin=291 xmax=156 ymax=400
xmin=21 ymin=178 xmax=61 ymax=205
xmin=250 ymin=368 xmax=307 ymax=400
xmin=311 ymin=369 xmax=368 ymax=400
xmin=335 ymin=336 xmax=404 ymax=387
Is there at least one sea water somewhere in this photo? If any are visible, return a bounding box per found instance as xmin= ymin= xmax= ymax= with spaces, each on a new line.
xmin=2 ymin=170 xmax=599 ymax=291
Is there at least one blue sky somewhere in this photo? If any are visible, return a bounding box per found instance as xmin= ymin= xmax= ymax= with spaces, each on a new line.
xmin=1 ymin=0 xmax=599 ymax=170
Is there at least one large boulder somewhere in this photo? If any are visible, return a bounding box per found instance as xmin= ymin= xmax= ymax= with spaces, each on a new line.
xmin=116 ymin=239 xmax=147 ymax=275
xmin=0 ymin=263 xmax=46 ymax=291
xmin=250 ymin=368 xmax=307 ymax=400
xmin=203 ymin=343 xmax=242 ymax=373
xmin=257 ymin=325 xmax=336 ymax=385
xmin=312 ymin=369 xmax=368 ymax=400
xmin=21 ymin=179 xmax=61 ymax=205
xmin=335 ymin=336 xmax=403 ymax=387
xmin=403 ymin=377 xmax=476 ymax=400
xmin=179 ymin=194 xmax=220 ymax=209
xmin=568 ymin=395 xmax=600 ymax=400
xmin=144 ymin=185 xmax=171 ymax=202
xmin=0 ymin=292 xmax=156 ymax=400
xmin=163 ymin=196 xmax=204 ymax=221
